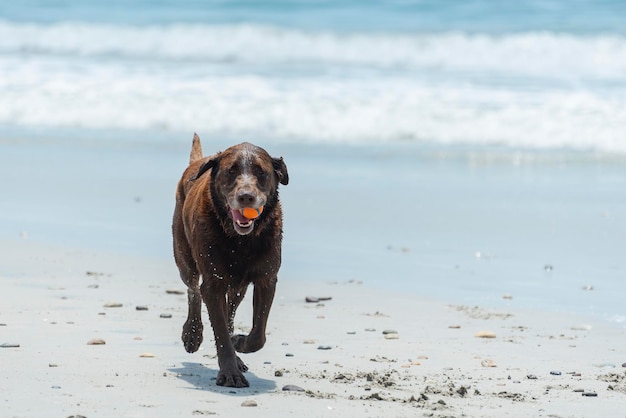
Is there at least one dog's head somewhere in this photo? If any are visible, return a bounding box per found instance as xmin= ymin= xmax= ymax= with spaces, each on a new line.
xmin=195 ymin=142 xmax=288 ymax=236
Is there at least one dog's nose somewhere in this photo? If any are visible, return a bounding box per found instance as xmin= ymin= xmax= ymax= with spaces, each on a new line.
xmin=237 ymin=192 xmax=256 ymax=206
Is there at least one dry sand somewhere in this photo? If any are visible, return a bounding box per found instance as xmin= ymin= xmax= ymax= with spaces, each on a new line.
xmin=1 ymin=238 xmax=625 ymax=418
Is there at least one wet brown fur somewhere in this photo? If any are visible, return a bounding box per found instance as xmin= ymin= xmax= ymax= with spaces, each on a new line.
xmin=172 ymin=133 xmax=288 ymax=388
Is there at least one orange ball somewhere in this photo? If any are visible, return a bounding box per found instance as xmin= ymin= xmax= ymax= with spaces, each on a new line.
xmin=241 ymin=206 xmax=263 ymax=219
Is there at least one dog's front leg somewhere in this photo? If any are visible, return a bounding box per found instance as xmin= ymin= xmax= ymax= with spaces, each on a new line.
xmin=202 ymin=282 xmax=249 ymax=388
xmin=232 ymin=276 xmax=276 ymax=353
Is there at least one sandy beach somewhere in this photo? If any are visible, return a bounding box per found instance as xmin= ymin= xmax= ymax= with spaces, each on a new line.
xmin=1 ymin=137 xmax=625 ymax=417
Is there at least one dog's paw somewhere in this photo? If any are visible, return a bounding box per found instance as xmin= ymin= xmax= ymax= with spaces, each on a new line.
xmin=236 ymin=355 xmax=249 ymax=373
xmin=216 ymin=368 xmax=249 ymax=388
xmin=232 ymin=333 xmax=265 ymax=353
xmin=182 ymin=319 xmax=203 ymax=353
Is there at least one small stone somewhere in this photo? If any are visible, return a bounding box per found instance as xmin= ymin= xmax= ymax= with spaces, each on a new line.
xmin=166 ymin=289 xmax=185 ymax=295
xmin=475 ymin=331 xmax=496 ymax=339
xmin=544 ymin=265 xmax=554 ymax=271
xmin=527 ymin=374 xmax=538 ymax=380
xmin=274 ymin=370 xmax=283 ymax=377
xmin=241 ymin=400 xmax=257 ymax=407
xmin=364 ymin=328 xmax=376 ymax=332
xmin=318 ymin=345 xmax=332 ymax=350
xmin=139 ymin=353 xmax=155 ymax=358
xmin=103 ymin=302 xmax=123 ymax=308
xmin=305 ymin=296 xmax=319 ymax=303
xmin=550 ymin=371 xmax=562 ymax=376
xmin=0 ymin=343 xmax=20 ymax=348
xmin=417 ymin=355 xmax=429 ymax=360
xmin=282 ymin=384 xmax=305 ymax=392
xmin=573 ymin=388 xmax=584 ymax=393
xmin=51 ymin=385 xmax=61 ymax=389
xmin=411 ymin=361 xmax=421 ymax=366
xmin=481 ymin=359 xmax=497 ymax=367
xmin=622 ymin=363 xmax=626 ymax=368
xmin=303 ymin=340 xmax=315 ymax=344
xmin=318 ymin=296 xmax=332 ymax=301
xmin=281 ymin=342 xmax=289 ymax=346
xmin=502 ymin=294 xmax=513 ymax=300
xmin=346 ymin=331 xmax=356 ymax=335
xmin=160 ymin=313 xmax=172 ymax=319
xmin=49 ymin=363 xmax=58 ymax=367
xmin=448 ymin=325 xmax=461 ymax=329
xmin=134 ymin=336 xmax=143 ymax=340
xmin=136 ymin=306 xmax=148 ymax=311
xmin=87 ymin=338 xmax=106 ymax=345
xmin=581 ymin=285 xmax=594 ymax=291
xmin=384 ymin=333 xmax=399 ymax=340
xmin=582 ymin=392 xmax=598 ymax=397
xmin=285 ymin=353 xmax=294 ymax=357
xmin=382 ymin=329 xmax=397 ymax=335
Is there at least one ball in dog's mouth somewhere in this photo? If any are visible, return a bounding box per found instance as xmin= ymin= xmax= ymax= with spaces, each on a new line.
xmin=229 ymin=207 xmax=261 ymax=235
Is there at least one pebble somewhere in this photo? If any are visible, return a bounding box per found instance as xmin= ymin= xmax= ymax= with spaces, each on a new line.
xmin=305 ymin=297 xmax=319 ymax=303
xmin=622 ymin=363 xmax=626 ymax=368
xmin=550 ymin=371 xmax=562 ymax=376
xmin=527 ymin=374 xmax=538 ymax=380
xmin=573 ymin=388 xmax=584 ymax=393
xmin=166 ymin=289 xmax=185 ymax=295
xmin=282 ymin=384 xmax=305 ymax=392
xmin=382 ymin=329 xmax=397 ymax=335
xmin=544 ymin=265 xmax=554 ymax=271
xmin=303 ymin=340 xmax=315 ymax=344
xmin=103 ymin=302 xmax=123 ymax=308
xmin=285 ymin=353 xmax=294 ymax=357
xmin=160 ymin=313 xmax=172 ymax=319
xmin=51 ymin=385 xmax=61 ymax=389
xmin=481 ymin=359 xmax=497 ymax=368
xmin=318 ymin=345 xmax=332 ymax=350
xmin=274 ymin=370 xmax=283 ymax=377
xmin=136 ymin=306 xmax=148 ymax=311
xmin=139 ymin=353 xmax=155 ymax=358
xmin=502 ymin=294 xmax=513 ymax=300
xmin=49 ymin=363 xmax=58 ymax=367
xmin=384 ymin=333 xmax=399 ymax=340
xmin=0 ymin=343 xmax=20 ymax=348
xmin=346 ymin=331 xmax=356 ymax=335
xmin=87 ymin=338 xmax=106 ymax=345
xmin=448 ymin=325 xmax=461 ymax=329
xmin=241 ymin=400 xmax=257 ymax=407
xmin=364 ymin=328 xmax=376 ymax=332
xmin=581 ymin=285 xmax=594 ymax=291
xmin=582 ymin=392 xmax=598 ymax=397
xmin=474 ymin=331 xmax=496 ymax=339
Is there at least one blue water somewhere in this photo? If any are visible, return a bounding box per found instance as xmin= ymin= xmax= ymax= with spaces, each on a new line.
xmin=1 ymin=0 xmax=625 ymax=151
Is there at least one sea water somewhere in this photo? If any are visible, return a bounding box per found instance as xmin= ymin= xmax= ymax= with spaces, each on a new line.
xmin=1 ymin=0 xmax=625 ymax=151
xmin=1 ymin=1 xmax=625 ymax=325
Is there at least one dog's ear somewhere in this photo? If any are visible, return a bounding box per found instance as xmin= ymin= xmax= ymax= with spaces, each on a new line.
xmin=272 ymin=157 xmax=289 ymax=186
xmin=193 ymin=156 xmax=219 ymax=181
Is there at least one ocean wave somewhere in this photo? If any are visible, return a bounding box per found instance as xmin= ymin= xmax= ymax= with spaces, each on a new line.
xmin=1 ymin=20 xmax=625 ymax=152
xmin=1 ymin=20 xmax=626 ymax=79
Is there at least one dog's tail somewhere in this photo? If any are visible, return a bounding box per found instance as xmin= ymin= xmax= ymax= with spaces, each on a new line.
xmin=190 ymin=133 xmax=203 ymax=163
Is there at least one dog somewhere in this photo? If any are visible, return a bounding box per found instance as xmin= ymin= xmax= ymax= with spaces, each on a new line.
xmin=172 ymin=134 xmax=288 ymax=387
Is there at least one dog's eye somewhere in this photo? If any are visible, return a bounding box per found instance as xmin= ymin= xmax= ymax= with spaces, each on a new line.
xmin=255 ymin=167 xmax=268 ymax=180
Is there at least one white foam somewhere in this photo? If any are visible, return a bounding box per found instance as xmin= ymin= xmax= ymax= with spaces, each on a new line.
xmin=1 ymin=21 xmax=625 ymax=152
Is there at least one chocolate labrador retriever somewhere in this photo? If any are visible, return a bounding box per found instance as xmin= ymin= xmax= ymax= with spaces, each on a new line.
xmin=172 ymin=134 xmax=288 ymax=387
